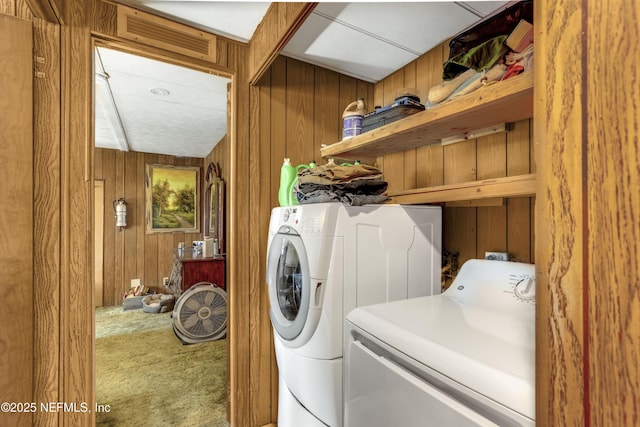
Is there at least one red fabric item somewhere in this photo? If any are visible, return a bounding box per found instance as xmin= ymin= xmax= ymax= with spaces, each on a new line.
xmin=501 ymin=63 xmax=525 ymax=81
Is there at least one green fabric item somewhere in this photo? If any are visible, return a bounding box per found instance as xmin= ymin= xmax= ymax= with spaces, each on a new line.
xmin=443 ymin=35 xmax=509 ymax=80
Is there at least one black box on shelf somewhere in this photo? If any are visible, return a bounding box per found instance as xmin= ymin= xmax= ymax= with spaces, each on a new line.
xmin=362 ymin=97 xmax=425 ymax=133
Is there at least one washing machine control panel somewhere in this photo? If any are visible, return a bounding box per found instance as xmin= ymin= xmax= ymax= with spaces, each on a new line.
xmin=280 ymin=207 xmax=323 ymax=234
xmin=281 ymin=207 xmax=294 ymax=223
xmin=510 ymin=274 xmax=536 ymax=303
xmin=447 ymin=259 xmax=536 ymax=310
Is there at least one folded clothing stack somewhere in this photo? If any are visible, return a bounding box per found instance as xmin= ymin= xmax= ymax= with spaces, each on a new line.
xmin=295 ymin=163 xmax=388 ymax=206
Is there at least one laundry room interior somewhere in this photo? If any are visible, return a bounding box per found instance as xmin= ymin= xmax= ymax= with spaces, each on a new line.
xmin=2 ymin=1 xmax=638 ymax=427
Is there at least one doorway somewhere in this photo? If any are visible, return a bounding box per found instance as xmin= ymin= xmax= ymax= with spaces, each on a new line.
xmin=92 ymin=41 xmax=231 ymax=425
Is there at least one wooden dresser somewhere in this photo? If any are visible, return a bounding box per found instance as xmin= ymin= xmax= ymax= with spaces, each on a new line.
xmin=179 ymin=251 xmax=226 ymax=292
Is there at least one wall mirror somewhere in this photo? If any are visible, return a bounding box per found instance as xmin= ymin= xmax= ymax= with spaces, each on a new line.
xmin=205 ymin=162 xmax=225 ymax=254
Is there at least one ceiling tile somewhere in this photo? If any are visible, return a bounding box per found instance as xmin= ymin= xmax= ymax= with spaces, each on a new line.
xmin=116 ymin=0 xmax=271 ymax=42
xmin=457 ymin=1 xmax=513 ymax=17
xmin=283 ymin=2 xmax=510 ymax=82
xmin=281 ymin=12 xmax=419 ymax=83
xmin=314 ymin=2 xmax=485 ymax=54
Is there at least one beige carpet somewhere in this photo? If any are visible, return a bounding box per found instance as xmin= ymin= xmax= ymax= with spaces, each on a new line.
xmin=95 ymin=306 xmax=228 ymax=427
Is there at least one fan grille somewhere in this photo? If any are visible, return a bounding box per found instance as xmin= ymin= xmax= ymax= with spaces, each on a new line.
xmin=173 ymin=283 xmax=227 ymax=344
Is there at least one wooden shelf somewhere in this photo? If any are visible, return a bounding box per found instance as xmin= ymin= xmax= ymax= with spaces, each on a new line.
xmin=321 ymin=72 xmax=533 ymax=160
xmin=387 ymin=174 xmax=536 ymax=204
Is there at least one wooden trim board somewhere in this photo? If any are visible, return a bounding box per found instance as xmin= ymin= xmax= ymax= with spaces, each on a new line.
xmin=388 ymin=174 xmax=536 ymax=204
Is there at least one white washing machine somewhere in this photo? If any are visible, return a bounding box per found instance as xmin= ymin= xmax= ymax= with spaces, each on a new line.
xmin=266 ymin=202 xmax=442 ymax=427
xmin=344 ymin=259 xmax=536 ymax=427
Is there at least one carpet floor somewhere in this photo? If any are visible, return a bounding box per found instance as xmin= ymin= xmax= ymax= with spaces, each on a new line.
xmin=96 ymin=306 xmax=228 ymax=427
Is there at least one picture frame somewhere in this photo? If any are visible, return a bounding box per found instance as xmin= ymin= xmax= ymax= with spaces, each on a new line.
xmin=146 ymin=164 xmax=200 ymax=234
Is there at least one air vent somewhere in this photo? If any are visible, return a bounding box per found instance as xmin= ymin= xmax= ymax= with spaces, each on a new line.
xmin=117 ymin=5 xmax=216 ymax=63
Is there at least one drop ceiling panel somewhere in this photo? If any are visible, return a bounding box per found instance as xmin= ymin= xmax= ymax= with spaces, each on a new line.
xmin=282 ymin=12 xmax=419 ymax=83
xmin=313 ymin=2 xmax=485 ymax=54
xmin=458 ymin=1 xmax=513 ymax=17
xmin=115 ymin=0 xmax=270 ymax=42
xmin=282 ymin=2 xmax=511 ymax=83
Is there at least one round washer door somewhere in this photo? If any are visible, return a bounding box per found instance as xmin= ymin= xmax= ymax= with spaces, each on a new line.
xmin=267 ymin=226 xmax=312 ymax=341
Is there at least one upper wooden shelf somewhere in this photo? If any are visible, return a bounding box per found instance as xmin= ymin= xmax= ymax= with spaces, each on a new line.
xmin=320 ymin=72 xmax=533 ymax=160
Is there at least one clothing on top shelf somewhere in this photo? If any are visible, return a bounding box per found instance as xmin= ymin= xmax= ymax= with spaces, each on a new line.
xmin=295 ymin=163 xmax=388 ymax=206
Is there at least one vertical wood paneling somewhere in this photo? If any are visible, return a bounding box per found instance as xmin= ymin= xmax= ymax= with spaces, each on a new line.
xmin=535 ymin=0 xmax=586 ymax=424
xmin=338 ymin=74 xmax=357 ymax=151
xmin=271 ymin=57 xmax=287 ymax=172
xmin=257 ymin=68 xmax=280 ymax=420
xmin=416 ymin=46 xmax=446 ymax=189
xmin=415 ymin=144 xmax=444 ymax=188
xmin=102 ymin=149 xmax=116 ymax=305
xmin=94 ymin=180 xmax=104 ymax=308
xmin=253 ymin=56 xmax=372 ymax=425
xmin=507 ymin=120 xmax=532 ymax=263
xmin=586 ymin=1 xmax=640 ymax=425
xmin=143 ymin=153 xmax=160 ymax=292
xmin=0 ymin=13 xmax=33 ymax=427
xmin=203 ymin=133 xmax=231 ymax=419
xmin=113 ymin=150 xmax=125 ymax=296
xmin=136 ymin=152 xmax=146 ymax=279
xmin=443 ymin=140 xmax=477 ymax=263
xmin=287 ymin=60 xmax=315 ymax=164
xmin=123 ymin=152 xmax=137 ymax=285
xmin=254 ymin=66 xmax=277 ymax=421
xmin=249 ymin=70 xmax=273 ymax=427
xmin=443 ymin=139 xmax=477 ymax=184
xmin=0 ymin=0 xmax=15 ymax=14
xmin=476 ymin=133 xmax=507 ymax=258
xmin=375 ymin=40 xmax=535 ymax=269
xmin=402 ymin=61 xmax=417 ymax=189
xmin=476 ymin=134 xmax=507 ymax=180
xmin=63 ymin=0 xmax=94 ymax=423
xmin=31 ymin=17 xmax=61 ymax=423
xmin=378 ymin=69 xmax=406 ymax=191
xmin=94 ymin=148 xmax=203 ymax=306
xmin=226 ymin=41 xmax=253 ymax=427
xmin=314 ymin=68 xmax=340 ymax=163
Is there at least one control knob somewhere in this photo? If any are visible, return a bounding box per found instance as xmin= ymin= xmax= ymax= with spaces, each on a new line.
xmin=514 ymin=276 xmax=536 ymax=301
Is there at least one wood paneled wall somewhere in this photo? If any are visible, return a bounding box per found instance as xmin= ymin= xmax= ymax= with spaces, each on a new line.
xmin=94 ymin=148 xmax=204 ymax=306
xmin=253 ymin=55 xmax=373 ymax=422
xmin=0 ymin=12 xmax=33 ymax=427
xmin=536 ymin=0 xmax=640 ymax=425
xmin=374 ymin=42 xmax=535 ymax=267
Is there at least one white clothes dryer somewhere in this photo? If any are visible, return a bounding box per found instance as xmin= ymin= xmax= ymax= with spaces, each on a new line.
xmin=267 ymin=202 xmax=442 ymax=426
xmin=344 ymin=259 xmax=536 ymax=427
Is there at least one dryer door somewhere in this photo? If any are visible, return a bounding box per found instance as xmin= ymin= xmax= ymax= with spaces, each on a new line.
xmin=267 ymin=226 xmax=311 ymax=341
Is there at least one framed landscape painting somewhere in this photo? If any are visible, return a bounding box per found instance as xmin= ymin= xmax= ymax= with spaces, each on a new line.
xmin=146 ymin=164 xmax=199 ymax=233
